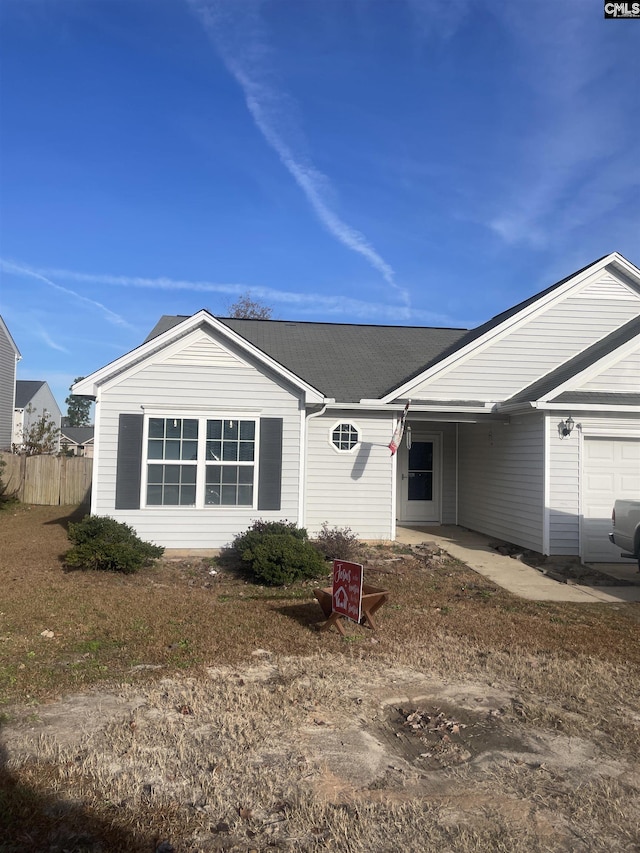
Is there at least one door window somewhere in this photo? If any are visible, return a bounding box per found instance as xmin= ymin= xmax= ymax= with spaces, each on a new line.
xmin=408 ymin=441 xmax=433 ymax=501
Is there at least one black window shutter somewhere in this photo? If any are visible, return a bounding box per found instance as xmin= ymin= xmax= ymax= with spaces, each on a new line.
xmin=257 ymin=418 xmax=282 ymax=511
xmin=115 ymin=413 xmax=143 ymax=510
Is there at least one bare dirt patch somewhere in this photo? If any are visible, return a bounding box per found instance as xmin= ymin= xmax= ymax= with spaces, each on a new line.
xmin=2 ymin=658 xmax=640 ymax=852
xmin=380 ymin=700 xmax=530 ymax=769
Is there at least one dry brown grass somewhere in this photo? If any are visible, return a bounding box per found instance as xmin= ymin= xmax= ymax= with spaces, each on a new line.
xmin=1 ymin=504 xmax=640 ymax=851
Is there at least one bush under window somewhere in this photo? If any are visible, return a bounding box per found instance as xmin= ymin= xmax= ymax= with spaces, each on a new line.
xmin=65 ymin=515 xmax=164 ymax=574
xmin=232 ymin=520 xmax=326 ymax=586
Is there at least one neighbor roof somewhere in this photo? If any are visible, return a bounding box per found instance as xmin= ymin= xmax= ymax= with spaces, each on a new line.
xmin=60 ymin=426 xmax=94 ymax=445
xmin=144 ymin=315 xmax=468 ymax=402
xmin=14 ymin=380 xmax=46 ymax=408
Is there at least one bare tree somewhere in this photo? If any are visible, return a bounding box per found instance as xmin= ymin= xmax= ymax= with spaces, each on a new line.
xmin=227 ymin=293 xmax=273 ymax=320
xmin=13 ymin=405 xmax=60 ymax=455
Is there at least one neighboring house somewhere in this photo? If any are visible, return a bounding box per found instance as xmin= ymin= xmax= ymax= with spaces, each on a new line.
xmin=13 ymin=380 xmax=62 ymax=452
xmin=60 ymin=425 xmax=95 ymax=458
xmin=73 ymin=252 xmax=640 ymax=563
xmin=0 ymin=316 xmax=21 ymax=450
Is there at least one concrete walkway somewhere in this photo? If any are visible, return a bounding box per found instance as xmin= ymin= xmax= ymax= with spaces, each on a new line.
xmin=396 ymin=525 xmax=640 ymax=603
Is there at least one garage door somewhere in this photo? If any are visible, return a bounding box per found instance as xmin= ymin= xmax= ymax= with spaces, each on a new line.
xmin=582 ymin=437 xmax=640 ymax=562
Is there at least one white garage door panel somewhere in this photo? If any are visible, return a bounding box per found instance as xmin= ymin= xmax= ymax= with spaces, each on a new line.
xmin=582 ymin=437 xmax=640 ymax=563
xmin=621 ymin=443 xmax=640 ymax=461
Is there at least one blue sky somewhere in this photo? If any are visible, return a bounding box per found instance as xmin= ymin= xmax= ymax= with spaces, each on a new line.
xmin=1 ymin=0 xmax=639 ymax=413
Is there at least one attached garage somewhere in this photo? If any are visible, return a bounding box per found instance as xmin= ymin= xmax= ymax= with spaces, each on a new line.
xmin=581 ymin=436 xmax=640 ymax=562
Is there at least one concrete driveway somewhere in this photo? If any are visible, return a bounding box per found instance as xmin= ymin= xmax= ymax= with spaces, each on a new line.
xmin=396 ymin=525 xmax=640 ymax=603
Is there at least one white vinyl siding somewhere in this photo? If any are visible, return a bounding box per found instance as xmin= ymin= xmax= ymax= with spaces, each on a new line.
xmin=578 ymin=348 xmax=640 ymax=392
xmin=457 ymin=416 xmax=545 ymax=552
xmin=410 ymin=271 xmax=640 ymax=402
xmin=546 ymin=415 xmax=580 ymax=555
xmin=441 ymin=423 xmax=458 ymax=524
xmin=305 ymin=411 xmax=394 ymax=540
xmin=160 ymin=335 xmax=243 ymax=368
xmin=574 ymin=272 xmax=638 ymax=300
xmin=548 ymin=414 xmax=640 ymax=558
xmin=93 ymin=329 xmax=302 ymax=549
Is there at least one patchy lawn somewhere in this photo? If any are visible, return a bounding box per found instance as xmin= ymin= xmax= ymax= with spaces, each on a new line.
xmin=1 ymin=504 xmax=639 ymax=852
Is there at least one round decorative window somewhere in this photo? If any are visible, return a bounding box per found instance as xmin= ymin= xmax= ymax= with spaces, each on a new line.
xmin=331 ymin=423 xmax=359 ymax=451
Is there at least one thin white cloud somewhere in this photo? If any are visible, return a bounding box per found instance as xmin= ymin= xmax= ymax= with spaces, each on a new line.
xmin=0 ymin=259 xmax=135 ymax=330
xmin=33 ymin=263 xmax=466 ymax=327
xmin=34 ymin=324 xmax=69 ymax=353
xmin=188 ymin=0 xmax=409 ymax=304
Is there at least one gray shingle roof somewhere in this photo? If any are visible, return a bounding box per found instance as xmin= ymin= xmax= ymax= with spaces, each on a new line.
xmin=552 ymin=392 xmax=640 ymax=405
xmin=60 ymin=426 xmax=95 ymax=444
xmin=145 ymin=256 xmax=636 ymax=403
xmin=15 ymin=380 xmax=45 ymax=408
xmin=145 ymin=315 xmax=468 ymax=402
xmin=506 ymin=315 xmax=640 ymax=404
xmin=145 ymin=255 xmax=640 ymax=403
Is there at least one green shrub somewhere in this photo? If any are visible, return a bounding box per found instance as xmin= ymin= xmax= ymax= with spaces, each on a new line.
xmin=313 ymin=522 xmax=361 ymax=561
xmin=65 ymin=515 xmax=164 ymax=574
xmin=232 ymin=520 xmax=325 ymax=586
xmin=233 ymin=519 xmax=306 ymax=555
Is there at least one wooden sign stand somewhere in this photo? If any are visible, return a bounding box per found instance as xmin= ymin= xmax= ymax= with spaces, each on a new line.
xmin=314 ymin=583 xmax=389 ymax=635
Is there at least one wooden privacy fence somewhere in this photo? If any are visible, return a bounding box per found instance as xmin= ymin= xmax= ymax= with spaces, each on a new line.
xmin=0 ymin=452 xmax=92 ymax=506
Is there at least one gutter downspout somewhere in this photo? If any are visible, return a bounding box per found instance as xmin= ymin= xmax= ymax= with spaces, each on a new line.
xmin=299 ymin=401 xmax=329 ymax=529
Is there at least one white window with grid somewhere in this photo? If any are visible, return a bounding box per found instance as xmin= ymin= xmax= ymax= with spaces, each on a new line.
xmin=143 ymin=415 xmax=258 ymax=507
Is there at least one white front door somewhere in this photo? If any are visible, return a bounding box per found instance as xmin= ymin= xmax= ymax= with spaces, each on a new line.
xmin=398 ymin=432 xmax=441 ymax=523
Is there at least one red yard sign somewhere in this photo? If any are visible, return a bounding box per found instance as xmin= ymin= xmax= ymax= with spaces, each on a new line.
xmin=332 ymin=560 xmax=364 ymax=623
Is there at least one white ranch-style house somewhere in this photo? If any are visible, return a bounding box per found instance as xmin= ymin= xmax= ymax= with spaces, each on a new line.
xmin=74 ymin=252 xmax=640 ymax=562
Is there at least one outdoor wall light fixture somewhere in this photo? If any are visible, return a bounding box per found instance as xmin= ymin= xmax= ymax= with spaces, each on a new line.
xmin=560 ymin=416 xmax=575 ymax=438
xmin=406 ymin=425 xmax=412 ymax=450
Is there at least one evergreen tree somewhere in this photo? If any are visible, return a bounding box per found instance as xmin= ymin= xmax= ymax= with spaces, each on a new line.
xmin=65 ymin=377 xmax=92 ymax=426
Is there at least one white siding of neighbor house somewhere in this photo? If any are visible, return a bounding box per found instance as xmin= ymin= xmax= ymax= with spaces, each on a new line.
xmin=457 ymin=416 xmax=545 ymax=552
xmin=577 ymin=348 xmax=640 ymax=392
xmin=547 ymin=414 xmax=640 ymax=556
xmin=305 ymin=410 xmax=395 ymax=541
xmin=13 ymin=383 xmax=62 ymax=450
xmin=409 ymin=270 xmax=640 ymax=402
xmin=0 ymin=321 xmax=18 ymax=450
xmin=93 ymin=328 xmax=304 ymax=549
